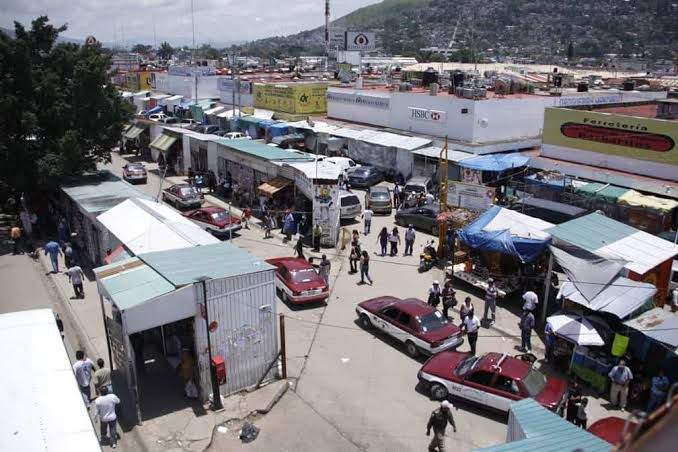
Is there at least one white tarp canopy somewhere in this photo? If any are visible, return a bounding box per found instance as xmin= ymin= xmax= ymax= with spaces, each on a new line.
xmin=203 ymin=105 xmax=226 ymax=115
xmin=252 ymin=108 xmax=275 ymax=120
xmin=411 ymin=146 xmax=474 ymax=162
xmin=351 ymin=129 xmax=431 ymax=151
xmin=547 ymin=314 xmax=605 ymax=346
xmin=482 ymin=207 xmax=554 ymax=241
xmin=97 ymin=198 xmax=219 ymax=255
xmin=557 ymin=277 xmax=656 ymax=319
xmin=0 ymin=309 xmax=101 ymax=452
xmin=285 ymin=160 xmax=343 ymax=180
xmin=217 ymin=108 xmax=239 ymax=118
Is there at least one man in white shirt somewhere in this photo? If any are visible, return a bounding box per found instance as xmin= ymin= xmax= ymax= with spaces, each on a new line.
xmin=73 ymin=350 xmax=95 ymax=404
xmin=404 ymin=225 xmax=416 ymax=256
xmin=460 ymin=315 xmax=480 ymax=355
xmin=363 ymin=208 xmax=373 ymax=235
xmin=522 ymin=291 xmax=538 ymax=312
xmin=95 ymin=386 xmax=121 ymax=448
xmin=66 ymin=264 xmax=85 ymax=299
xmin=425 ymin=192 xmax=435 ymax=205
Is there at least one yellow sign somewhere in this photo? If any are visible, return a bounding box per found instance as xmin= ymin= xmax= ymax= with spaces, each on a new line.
xmin=253 ymin=83 xmax=327 ymax=114
xmin=543 ymin=108 xmax=678 ymax=166
xmin=611 ymin=333 xmax=629 ymax=357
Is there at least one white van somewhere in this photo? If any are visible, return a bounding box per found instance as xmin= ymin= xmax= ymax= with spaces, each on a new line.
xmin=339 ymin=190 xmax=362 ymax=219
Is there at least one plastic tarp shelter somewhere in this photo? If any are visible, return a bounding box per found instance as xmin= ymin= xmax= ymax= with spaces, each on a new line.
xmin=574 ymin=182 xmax=630 ymax=203
xmin=457 ymin=153 xmax=530 ymax=172
xmin=557 ymin=277 xmax=656 ymax=319
xmin=624 ymin=307 xmax=678 ymax=348
xmin=618 ymin=190 xmax=678 ymax=213
xmin=268 ymin=122 xmax=290 ymax=138
xmin=457 ymin=206 xmax=554 ymax=263
xmin=546 ymin=314 xmax=605 ymax=346
xmin=97 ymin=198 xmax=219 ymax=256
xmin=143 ymin=106 xmax=163 ymax=117
xmin=0 ymin=309 xmax=101 ymax=452
xmin=411 ymin=146 xmax=474 ymax=162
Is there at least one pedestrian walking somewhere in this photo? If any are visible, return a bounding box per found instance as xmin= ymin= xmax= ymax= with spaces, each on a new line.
xmin=544 ymin=320 xmax=555 ymax=363
xmin=426 ymin=400 xmax=457 ymax=452
xmin=388 ymin=227 xmax=401 ymax=256
xmin=44 ymin=240 xmax=62 ymax=273
xmin=377 ymin=227 xmax=389 ymax=256
xmin=646 ymin=369 xmax=669 ymax=413
xmin=522 ymin=291 xmax=539 ymax=312
xmin=459 ymin=297 xmax=474 ymax=323
xmin=445 ymin=228 xmax=455 ymax=261
xmin=63 ymin=242 xmax=76 ymax=268
xmin=9 ymin=224 xmax=22 ymax=255
xmin=565 ymin=381 xmax=582 ymax=422
xmin=428 ymin=280 xmax=442 ymax=308
xmin=57 ymin=217 xmax=70 ymax=244
xmin=295 ymin=236 xmax=305 ymax=259
xmin=518 ymin=309 xmax=535 ymax=352
xmin=349 ymin=240 xmax=361 ymax=274
xmin=359 ymin=250 xmax=373 ymax=285
xmin=241 ymin=207 xmax=252 ymax=229
xmin=73 ymin=350 xmax=95 ymax=405
xmin=442 ymin=281 xmax=457 ymax=320
xmin=94 ymin=386 xmax=120 ymax=448
xmin=263 ymin=213 xmax=273 ymax=239
xmin=208 ymin=170 xmax=217 ymax=194
xmin=66 ymin=264 xmax=86 ymax=299
xmin=393 ymin=183 xmax=401 ymax=209
xmin=575 ymin=398 xmax=589 ymax=429
xmin=312 ymin=223 xmax=322 ymax=252
xmin=93 ymin=358 xmax=113 ymax=396
xmin=362 ymin=208 xmax=373 ymax=235
xmin=283 ymin=211 xmax=295 ymax=241
xmin=404 ymin=225 xmax=416 ymax=256
xmin=608 ymin=359 xmax=633 ymax=411
xmin=319 ymin=254 xmax=331 ymax=285
xmin=482 ymin=278 xmax=498 ymax=325
xmin=460 ymin=314 xmax=480 ymax=355
xmin=187 ymin=167 xmax=195 ymax=186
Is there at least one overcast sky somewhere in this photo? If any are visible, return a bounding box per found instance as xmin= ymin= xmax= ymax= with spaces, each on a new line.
xmin=1 ymin=0 xmax=380 ymax=46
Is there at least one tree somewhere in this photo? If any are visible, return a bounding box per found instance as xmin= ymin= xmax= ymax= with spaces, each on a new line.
xmin=131 ymin=43 xmax=152 ymax=55
xmin=0 ymin=16 xmax=133 ymax=194
xmin=567 ymin=41 xmax=575 ymax=60
xmin=158 ymin=41 xmax=173 ymax=60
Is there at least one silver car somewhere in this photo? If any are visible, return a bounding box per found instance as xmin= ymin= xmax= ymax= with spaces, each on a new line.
xmin=365 ymin=186 xmax=392 ymax=214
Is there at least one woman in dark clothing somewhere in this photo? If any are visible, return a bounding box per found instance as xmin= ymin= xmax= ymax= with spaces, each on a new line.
xmin=377 ymin=227 xmax=389 ymax=256
xmin=295 ymin=236 xmax=304 ymax=259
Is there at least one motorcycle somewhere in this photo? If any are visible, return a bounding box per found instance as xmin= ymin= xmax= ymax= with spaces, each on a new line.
xmin=419 ymin=248 xmax=437 ymax=273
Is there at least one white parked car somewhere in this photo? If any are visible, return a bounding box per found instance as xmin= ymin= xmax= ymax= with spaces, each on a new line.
xmin=148 ymin=113 xmax=169 ymax=122
xmin=179 ymin=118 xmax=198 ymax=128
xmin=223 ymin=132 xmax=250 ymax=140
xmin=339 ymin=190 xmax=362 ymax=219
xmin=323 ymin=157 xmax=360 ymax=177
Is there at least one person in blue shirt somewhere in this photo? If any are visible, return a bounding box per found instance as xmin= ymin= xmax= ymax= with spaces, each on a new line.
xmin=44 ymin=240 xmax=62 ymax=273
xmin=646 ymin=369 xmax=670 ymax=413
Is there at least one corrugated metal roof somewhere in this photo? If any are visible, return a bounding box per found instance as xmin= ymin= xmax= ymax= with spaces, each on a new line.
xmin=411 ymin=146 xmax=474 ymax=162
xmin=99 ymin=264 xmax=175 ymax=310
xmin=352 ymin=129 xmax=431 ymax=150
xmin=624 ymin=307 xmax=678 ymax=347
xmin=547 ymin=213 xmax=678 ymax=274
xmin=61 ymin=171 xmax=151 ymax=214
xmin=150 ymin=133 xmax=177 ymax=151
xmin=215 ymin=138 xmax=314 ymax=162
xmin=138 ymin=242 xmax=274 ymax=287
xmin=476 ymin=399 xmax=611 ymax=452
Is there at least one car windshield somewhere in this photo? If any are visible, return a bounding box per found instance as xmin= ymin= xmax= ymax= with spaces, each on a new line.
xmin=405 ymin=184 xmax=425 ymax=193
xmin=371 ymin=191 xmax=390 ymax=200
xmin=290 ymin=268 xmax=319 ymax=283
xmin=341 ymin=196 xmax=360 ymax=206
xmin=179 ymin=187 xmax=198 ymax=197
xmin=351 ymin=168 xmax=369 ymax=176
xmin=128 ymin=164 xmax=144 ymax=170
xmin=522 ymin=368 xmax=547 ymax=397
xmin=455 ymin=356 xmax=480 ymax=376
xmin=211 ymin=211 xmax=231 ymax=222
xmin=418 ymin=311 xmax=450 ymax=332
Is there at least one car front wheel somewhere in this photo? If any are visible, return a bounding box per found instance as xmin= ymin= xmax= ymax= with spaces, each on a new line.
xmin=359 ymin=314 xmax=372 ymax=329
xmin=430 ymin=382 xmax=449 ymax=401
xmin=405 ymin=340 xmax=418 ymax=358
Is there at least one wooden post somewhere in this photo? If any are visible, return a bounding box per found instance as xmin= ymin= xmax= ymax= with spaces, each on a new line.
xmin=279 ymin=313 xmax=287 ymax=379
xmin=540 ymin=253 xmax=554 ymax=325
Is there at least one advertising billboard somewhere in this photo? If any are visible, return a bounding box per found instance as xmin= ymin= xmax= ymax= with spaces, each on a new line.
xmin=543 ymin=108 xmax=678 ymax=166
xmin=345 ymin=32 xmax=376 ymax=51
xmin=217 ymin=78 xmax=252 ymax=94
xmin=409 ymin=107 xmax=446 ymax=122
xmin=447 ymin=181 xmax=495 ymax=211
xmin=327 ymin=91 xmax=390 ymax=110
xmin=253 ymin=83 xmax=327 ymax=114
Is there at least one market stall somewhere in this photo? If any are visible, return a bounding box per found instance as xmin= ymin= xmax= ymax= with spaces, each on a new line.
xmin=448 ymin=206 xmax=554 ymax=297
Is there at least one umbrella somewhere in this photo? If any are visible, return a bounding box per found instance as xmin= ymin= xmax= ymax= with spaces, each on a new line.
xmin=546 ymin=314 xmax=605 ymax=346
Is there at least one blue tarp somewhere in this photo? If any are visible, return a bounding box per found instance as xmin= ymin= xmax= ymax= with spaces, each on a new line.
xmin=457 ymin=206 xmax=553 ymax=263
xmin=143 ymin=106 xmax=163 ymax=117
xmin=457 ymin=153 xmax=530 ymax=172
xmin=268 ymin=122 xmax=290 ymax=138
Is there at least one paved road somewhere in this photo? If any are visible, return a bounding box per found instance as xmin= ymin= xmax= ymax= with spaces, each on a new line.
xmin=102 ymin=152 xmax=623 ymax=451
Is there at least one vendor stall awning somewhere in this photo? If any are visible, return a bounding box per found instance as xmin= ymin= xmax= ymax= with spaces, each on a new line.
xmin=557 ymin=277 xmax=656 ymax=319
xmin=547 ymin=212 xmax=678 ymax=275
xmin=411 ymin=146 xmax=474 ymax=162
xmin=457 ymin=153 xmax=530 ymax=172
xmin=624 ymin=307 xmax=678 ymax=348
xmin=547 ymin=314 xmax=605 ymax=346
xmin=457 ymin=206 xmax=554 ymax=263
xmin=124 ymin=125 xmax=145 ymax=139
xmin=574 ymin=182 xmax=630 ymax=203
xmin=258 ymin=177 xmax=292 ymax=196
xmin=150 ymin=133 xmax=177 ymax=152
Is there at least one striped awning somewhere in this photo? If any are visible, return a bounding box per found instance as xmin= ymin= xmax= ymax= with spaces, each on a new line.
xmin=124 ymin=125 xmax=145 ymax=140
xmin=150 ymin=133 xmax=177 ymax=152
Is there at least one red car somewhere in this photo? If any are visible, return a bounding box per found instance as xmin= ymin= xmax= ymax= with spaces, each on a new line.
xmin=182 ymin=207 xmax=242 ymax=237
xmin=588 ymin=417 xmax=636 ymax=445
xmin=418 ymin=351 xmax=567 ymax=413
xmin=266 ymin=257 xmax=329 ymax=305
xmin=356 ymin=296 xmax=463 ymax=358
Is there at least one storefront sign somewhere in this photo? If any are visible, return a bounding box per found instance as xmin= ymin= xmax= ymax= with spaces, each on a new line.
xmin=168 ymin=65 xmax=216 ymax=77
xmin=326 ymin=92 xmax=390 ymax=110
xmin=557 ymin=94 xmax=622 ymax=107
xmin=447 ymin=181 xmax=495 ymax=211
xmin=345 ymin=31 xmax=376 ymax=51
xmin=409 ymin=107 xmax=446 ymax=122
xmin=543 ymin=108 xmax=678 ymax=165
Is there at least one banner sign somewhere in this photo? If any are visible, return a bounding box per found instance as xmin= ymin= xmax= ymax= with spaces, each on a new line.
xmin=543 ymin=107 xmax=678 ymax=165
xmin=409 ymin=107 xmax=446 ymax=122
xmin=447 ymin=181 xmax=496 ymax=211
xmin=218 ymin=78 xmax=252 ymax=94
xmin=327 ymin=92 xmax=390 ymax=110
xmin=253 ymin=83 xmax=327 ymax=114
xmin=168 ymin=66 xmax=216 ymax=76
xmin=557 ymin=94 xmax=622 ymax=107
xmin=345 ymin=32 xmax=376 ymax=51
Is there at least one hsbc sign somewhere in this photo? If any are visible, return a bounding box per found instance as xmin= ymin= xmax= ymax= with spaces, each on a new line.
xmin=409 ymin=107 xmax=446 ymax=122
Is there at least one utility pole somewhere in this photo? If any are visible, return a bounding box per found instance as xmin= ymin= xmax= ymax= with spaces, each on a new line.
xmin=237 ymin=51 xmax=241 ymax=118
xmin=324 ymin=0 xmax=330 ymax=72
xmin=437 ymin=136 xmax=449 ymax=259
xmin=191 ymin=0 xmax=196 ymax=64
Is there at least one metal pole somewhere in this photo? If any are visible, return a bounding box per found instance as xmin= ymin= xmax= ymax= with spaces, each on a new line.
xmin=236 ymin=55 xmax=241 ymax=118
xmin=540 ymin=252 xmax=554 ymax=325
xmin=279 ymin=313 xmax=287 ymax=379
xmin=99 ymin=294 xmax=114 ymax=375
xmin=199 ymin=278 xmax=223 ymax=410
xmin=228 ymin=202 xmax=232 ymax=242
xmin=438 ymin=136 xmax=448 ymax=258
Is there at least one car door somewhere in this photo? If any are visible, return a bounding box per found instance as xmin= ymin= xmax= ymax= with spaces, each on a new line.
xmin=274 ymin=265 xmax=289 ymax=295
xmin=389 ymin=311 xmax=415 ymax=343
xmin=376 ymin=306 xmax=401 ymax=336
xmin=191 ymin=211 xmax=210 ymax=229
xmin=486 ymin=375 xmax=522 ymax=412
xmin=459 ymin=370 xmax=493 ymax=405
xmin=421 ymin=208 xmax=436 ymax=230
